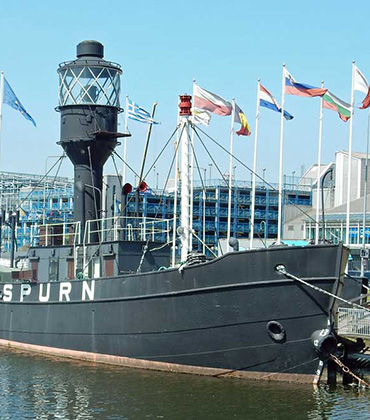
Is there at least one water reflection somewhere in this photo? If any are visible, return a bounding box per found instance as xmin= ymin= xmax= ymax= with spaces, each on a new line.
xmin=0 ymin=348 xmax=369 ymax=419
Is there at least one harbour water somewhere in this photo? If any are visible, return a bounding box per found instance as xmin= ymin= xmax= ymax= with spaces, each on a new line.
xmin=0 ymin=348 xmax=369 ymax=419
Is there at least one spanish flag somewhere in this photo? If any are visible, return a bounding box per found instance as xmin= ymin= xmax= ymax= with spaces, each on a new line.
xmin=234 ymin=103 xmax=251 ymax=136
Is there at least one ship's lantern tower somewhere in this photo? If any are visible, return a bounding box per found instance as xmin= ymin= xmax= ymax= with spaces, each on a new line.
xmin=57 ymin=40 xmax=124 ymax=242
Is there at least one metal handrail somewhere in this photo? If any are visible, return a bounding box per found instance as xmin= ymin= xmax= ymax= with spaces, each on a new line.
xmin=84 ymin=216 xmax=172 ymax=244
xmin=37 ymin=221 xmax=80 ymax=247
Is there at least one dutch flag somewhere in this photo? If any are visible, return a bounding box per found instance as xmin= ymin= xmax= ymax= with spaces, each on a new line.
xmin=259 ymin=84 xmax=294 ymax=120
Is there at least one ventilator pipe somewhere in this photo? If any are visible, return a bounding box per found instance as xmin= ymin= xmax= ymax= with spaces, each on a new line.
xmin=229 ymin=237 xmax=239 ymax=252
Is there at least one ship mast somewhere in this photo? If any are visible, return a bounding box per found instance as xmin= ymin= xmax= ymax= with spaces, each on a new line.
xmin=179 ymin=95 xmax=192 ymax=261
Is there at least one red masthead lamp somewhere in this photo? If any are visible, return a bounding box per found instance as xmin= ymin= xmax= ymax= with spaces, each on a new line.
xmin=138 ymin=181 xmax=147 ymax=192
xmin=179 ymin=94 xmax=192 ymax=116
xmin=122 ymin=183 xmax=133 ymax=195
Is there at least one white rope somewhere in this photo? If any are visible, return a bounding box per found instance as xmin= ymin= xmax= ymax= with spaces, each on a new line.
xmin=275 ymin=265 xmax=370 ymax=313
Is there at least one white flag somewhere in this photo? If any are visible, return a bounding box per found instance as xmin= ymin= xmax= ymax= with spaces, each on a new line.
xmin=354 ymin=65 xmax=369 ymax=94
xmin=191 ymin=107 xmax=211 ymax=126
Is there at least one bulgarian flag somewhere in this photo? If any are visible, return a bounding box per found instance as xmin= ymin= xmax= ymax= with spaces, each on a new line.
xmin=193 ymin=84 xmax=232 ymax=116
xmin=323 ymin=91 xmax=351 ymax=122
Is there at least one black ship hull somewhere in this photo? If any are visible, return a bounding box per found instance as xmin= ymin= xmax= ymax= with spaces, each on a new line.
xmin=0 ymin=244 xmax=348 ymax=383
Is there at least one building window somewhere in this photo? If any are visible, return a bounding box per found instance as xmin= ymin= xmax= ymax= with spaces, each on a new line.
xmin=288 ymin=225 xmax=294 ymax=231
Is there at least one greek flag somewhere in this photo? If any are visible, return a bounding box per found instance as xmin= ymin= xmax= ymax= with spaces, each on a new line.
xmin=3 ymin=78 xmax=36 ymax=127
xmin=127 ymin=98 xmax=158 ymax=124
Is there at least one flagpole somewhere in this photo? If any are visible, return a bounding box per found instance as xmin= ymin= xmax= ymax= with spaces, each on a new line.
xmin=315 ymin=81 xmax=325 ymax=245
xmin=122 ymin=95 xmax=129 ymax=184
xmin=250 ymin=79 xmax=261 ymax=249
xmin=189 ymin=79 xmax=196 ymax=250
xmin=346 ymin=61 xmax=356 ymax=245
xmin=0 ymin=72 xmax=5 ymax=169
xmin=136 ymin=102 xmax=157 ymax=219
xmin=361 ymin=111 xmax=370 ymax=277
xmin=227 ymin=98 xmax=235 ymax=252
xmin=277 ymin=64 xmax=286 ymax=245
xmin=172 ymin=114 xmax=180 ymax=267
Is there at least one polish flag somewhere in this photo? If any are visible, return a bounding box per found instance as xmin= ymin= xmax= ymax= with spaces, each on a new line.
xmin=193 ymin=84 xmax=232 ymax=116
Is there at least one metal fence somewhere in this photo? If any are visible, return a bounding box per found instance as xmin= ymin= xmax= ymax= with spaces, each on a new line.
xmin=338 ymin=307 xmax=370 ymax=338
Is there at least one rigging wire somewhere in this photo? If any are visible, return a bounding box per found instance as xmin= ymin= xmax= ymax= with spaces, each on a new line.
xmin=44 ymin=154 xmax=67 ymax=214
xmin=193 ymin=125 xmax=323 ymax=228
xmin=80 ymin=124 xmax=183 ymax=274
xmin=190 ymin=124 xmax=267 ymax=248
xmin=15 ymin=154 xmax=67 ymax=215
xmin=136 ymin=124 xmax=185 ymax=272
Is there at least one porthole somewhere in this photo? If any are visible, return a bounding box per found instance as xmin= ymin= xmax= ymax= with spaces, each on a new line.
xmin=266 ymin=321 xmax=286 ymax=342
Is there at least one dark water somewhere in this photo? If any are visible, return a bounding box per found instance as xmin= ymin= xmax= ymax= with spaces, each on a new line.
xmin=0 ymin=348 xmax=369 ymax=419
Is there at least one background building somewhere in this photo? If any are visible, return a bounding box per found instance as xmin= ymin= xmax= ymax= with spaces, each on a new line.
xmin=0 ymin=171 xmax=312 ymax=257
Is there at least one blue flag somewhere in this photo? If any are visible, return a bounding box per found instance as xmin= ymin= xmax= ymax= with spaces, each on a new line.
xmin=127 ymin=98 xmax=158 ymax=124
xmin=3 ymin=78 xmax=36 ymax=127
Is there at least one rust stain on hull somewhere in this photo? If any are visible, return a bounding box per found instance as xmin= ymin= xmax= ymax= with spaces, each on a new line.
xmin=0 ymin=338 xmax=315 ymax=384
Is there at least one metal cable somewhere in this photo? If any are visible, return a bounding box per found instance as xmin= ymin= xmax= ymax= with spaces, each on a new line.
xmin=276 ymin=265 xmax=370 ymax=313
xmin=191 ymin=124 xmax=268 ymax=247
xmin=194 ymin=125 xmax=321 ymax=227
xmin=136 ymin=124 xmax=184 ymax=272
xmin=80 ymin=124 xmax=182 ymax=276
xmin=15 ymin=154 xmax=66 ymax=213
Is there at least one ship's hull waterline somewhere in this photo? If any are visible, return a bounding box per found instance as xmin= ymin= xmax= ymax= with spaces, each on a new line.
xmin=0 ymin=244 xmax=348 ymax=383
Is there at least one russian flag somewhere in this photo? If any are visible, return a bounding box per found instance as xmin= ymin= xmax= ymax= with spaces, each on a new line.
xmin=285 ymin=69 xmax=327 ymax=97
xmin=260 ymin=84 xmax=294 ymax=120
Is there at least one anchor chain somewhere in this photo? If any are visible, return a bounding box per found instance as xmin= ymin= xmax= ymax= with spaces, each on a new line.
xmin=330 ymin=354 xmax=370 ymax=388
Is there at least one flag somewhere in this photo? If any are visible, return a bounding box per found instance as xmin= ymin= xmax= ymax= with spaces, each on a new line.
xmin=259 ymin=84 xmax=294 ymax=120
xmin=193 ymin=84 xmax=232 ymax=116
xmin=285 ymin=69 xmax=327 ymax=97
xmin=191 ymin=107 xmax=211 ymax=126
xmin=354 ymin=65 xmax=370 ymax=109
xmin=127 ymin=98 xmax=158 ymax=124
xmin=323 ymin=91 xmax=351 ymax=122
xmin=234 ymin=103 xmax=251 ymax=136
xmin=115 ymin=199 xmax=121 ymax=213
xmin=3 ymin=78 xmax=36 ymax=126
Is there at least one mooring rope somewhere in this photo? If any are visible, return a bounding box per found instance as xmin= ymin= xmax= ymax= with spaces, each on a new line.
xmin=275 ymin=265 xmax=370 ymax=313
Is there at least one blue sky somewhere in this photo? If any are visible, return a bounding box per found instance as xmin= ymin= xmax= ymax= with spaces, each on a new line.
xmin=1 ymin=0 xmax=369 ymax=187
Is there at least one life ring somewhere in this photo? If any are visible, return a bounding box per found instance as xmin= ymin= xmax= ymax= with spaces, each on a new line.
xmin=266 ymin=321 xmax=286 ymax=342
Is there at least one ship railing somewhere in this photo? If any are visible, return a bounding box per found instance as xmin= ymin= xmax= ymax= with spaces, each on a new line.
xmin=337 ymin=307 xmax=370 ymax=338
xmin=36 ymin=221 xmax=81 ymax=247
xmin=84 ymin=216 xmax=172 ymax=244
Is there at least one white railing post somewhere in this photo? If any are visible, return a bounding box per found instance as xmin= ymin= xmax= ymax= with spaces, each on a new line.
xmin=63 ymin=222 xmax=66 ymax=245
